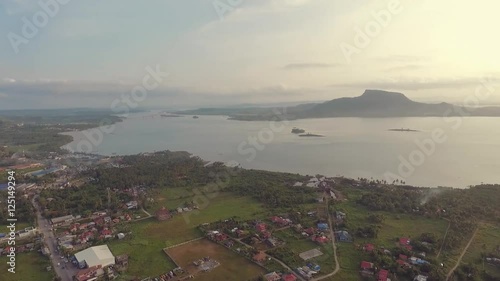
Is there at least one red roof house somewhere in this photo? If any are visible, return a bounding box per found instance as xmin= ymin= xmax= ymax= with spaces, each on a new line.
xmin=256 ymin=223 xmax=267 ymax=233
xmin=378 ymin=269 xmax=389 ymax=281
xmin=360 ymin=261 xmax=374 ymax=270
xmin=282 ymin=273 xmax=297 ymax=281
xmin=399 ymin=237 xmax=410 ymax=245
xmin=364 ymin=244 xmax=375 ymax=252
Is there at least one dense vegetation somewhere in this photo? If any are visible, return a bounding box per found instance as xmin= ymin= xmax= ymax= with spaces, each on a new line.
xmin=0 ymin=109 xmax=122 ymax=157
xmin=226 ymin=169 xmax=315 ymax=208
xmin=0 ymin=190 xmax=35 ymax=224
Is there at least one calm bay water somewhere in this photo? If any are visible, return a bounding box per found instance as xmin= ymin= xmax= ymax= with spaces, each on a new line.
xmin=64 ymin=112 xmax=500 ymax=188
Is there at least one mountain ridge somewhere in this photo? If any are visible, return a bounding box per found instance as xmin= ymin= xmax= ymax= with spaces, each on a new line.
xmin=176 ymin=90 xmax=500 ymax=120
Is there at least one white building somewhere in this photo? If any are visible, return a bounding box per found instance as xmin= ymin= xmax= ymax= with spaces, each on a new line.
xmin=74 ymin=245 xmax=115 ymax=268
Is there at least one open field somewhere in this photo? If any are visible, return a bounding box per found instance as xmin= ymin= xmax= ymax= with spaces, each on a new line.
xmin=0 ymin=252 xmax=53 ymax=281
xmin=109 ymin=192 xmax=268 ymax=278
xmin=166 ymin=238 xmax=265 ymax=280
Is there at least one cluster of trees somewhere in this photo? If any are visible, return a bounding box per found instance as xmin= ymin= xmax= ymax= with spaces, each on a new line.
xmin=424 ymin=185 xmax=500 ymax=251
xmin=355 ymin=225 xmax=380 ymax=238
xmin=38 ymin=185 xmax=131 ymax=218
xmin=0 ymin=191 xmax=35 ymax=224
xmin=85 ymin=151 xmax=222 ymax=189
xmin=267 ymin=247 xmax=301 ymax=267
xmin=357 ymin=186 xmax=422 ymax=213
xmin=0 ymin=111 xmax=122 ymax=157
xmin=226 ymin=170 xmax=315 ymax=208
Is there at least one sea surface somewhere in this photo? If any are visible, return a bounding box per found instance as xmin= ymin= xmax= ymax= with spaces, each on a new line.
xmin=63 ymin=112 xmax=500 ymax=188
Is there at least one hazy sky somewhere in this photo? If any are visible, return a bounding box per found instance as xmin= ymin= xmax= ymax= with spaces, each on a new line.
xmin=0 ymin=0 xmax=499 ymax=109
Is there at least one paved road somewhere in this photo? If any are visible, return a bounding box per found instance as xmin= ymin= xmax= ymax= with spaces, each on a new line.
xmin=32 ymin=196 xmax=77 ymax=281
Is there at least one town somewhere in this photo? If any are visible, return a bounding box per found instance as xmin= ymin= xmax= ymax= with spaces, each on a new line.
xmin=1 ymin=149 xmax=499 ymax=281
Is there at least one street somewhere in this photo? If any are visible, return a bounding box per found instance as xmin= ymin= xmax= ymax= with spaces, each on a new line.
xmin=32 ymin=196 xmax=78 ymax=281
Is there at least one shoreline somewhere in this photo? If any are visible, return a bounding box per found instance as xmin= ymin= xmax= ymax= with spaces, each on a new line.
xmin=57 ymin=115 xmax=496 ymax=189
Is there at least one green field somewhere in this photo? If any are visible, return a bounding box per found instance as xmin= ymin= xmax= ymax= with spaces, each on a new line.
xmin=461 ymin=223 xmax=500 ymax=278
xmin=0 ymin=252 xmax=53 ymax=281
xmin=109 ymin=192 xmax=268 ymax=279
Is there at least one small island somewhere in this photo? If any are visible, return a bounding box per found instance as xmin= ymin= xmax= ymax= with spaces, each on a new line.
xmin=193 ymin=116 xmax=199 ymax=119
xmin=299 ymin=133 xmax=324 ymax=137
xmin=291 ymin=127 xmax=306 ymax=134
xmin=389 ymin=128 xmax=420 ymax=132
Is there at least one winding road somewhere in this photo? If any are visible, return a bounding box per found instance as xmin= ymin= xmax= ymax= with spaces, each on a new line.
xmin=311 ymin=196 xmax=340 ymax=281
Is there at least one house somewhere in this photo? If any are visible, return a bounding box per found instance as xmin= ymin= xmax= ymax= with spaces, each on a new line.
xmin=116 ymin=233 xmax=125 ymax=240
xmin=282 ymin=273 xmax=297 ymax=281
xmin=253 ymin=251 xmax=267 ymax=263
xmin=271 ymin=216 xmax=292 ymax=227
xmin=266 ymin=237 xmax=279 ymax=247
xmin=256 ymin=223 xmax=267 ymax=233
xmin=304 ymin=227 xmax=316 ymax=236
xmin=399 ymin=254 xmax=408 ymax=261
xmin=214 ymin=233 xmax=229 ymax=242
xmin=336 ymin=211 xmax=346 ymax=220
xmin=313 ymin=235 xmax=329 ymax=244
xmin=293 ymin=182 xmax=303 ymax=187
xmin=75 ymin=265 xmax=104 ymax=281
xmin=396 ymin=259 xmax=409 ymax=268
xmin=100 ymin=229 xmax=113 ymax=239
xmin=399 ymin=237 xmax=411 ymax=245
xmin=335 ymin=230 xmax=352 ymax=242
xmin=264 ymin=272 xmax=281 ymax=281
xmin=364 ymin=244 xmax=375 ymax=252
xmin=360 ymin=261 xmax=374 ymax=271
xmin=156 ymin=207 xmax=172 ymax=221
xmin=378 ymin=269 xmax=389 ymax=281
xmin=409 ymin=257 xmax=429 ymax=265
xmin=103 ymin=217 xmax=112 ymax=224
xmin=329 ymin=191 xmax=337 ymax=200
xmin=317 ymin=223 xmax=328 ymax=231
xmin=50 ymin=215 xmax=75 ymax=226
xmin=261 ymin=231 xmax=272 ymax=239
xmin=307 ymin=263 xmax=321 ymax=272
xmin=125 ymin=201 xmax=138 ymax=209
xmin=414 ymin=275 xmax=428 ymax=281
xmin=360 ymin=261 xmax=375 ymax=275
xmin=115 ymin=254 xmax=129 ymax=267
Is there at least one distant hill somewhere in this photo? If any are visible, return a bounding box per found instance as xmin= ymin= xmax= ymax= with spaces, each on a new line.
xmin=176 ymin=90 xmax=500 ymax=120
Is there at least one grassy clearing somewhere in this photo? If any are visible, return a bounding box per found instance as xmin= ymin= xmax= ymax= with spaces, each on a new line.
xmin=109 ymin=192 xmax=268 ymax=278
xmin=167 ymin=238 xmax=265 ymax=281
xmin=0 ymin=252 xmax=53 ymax=281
